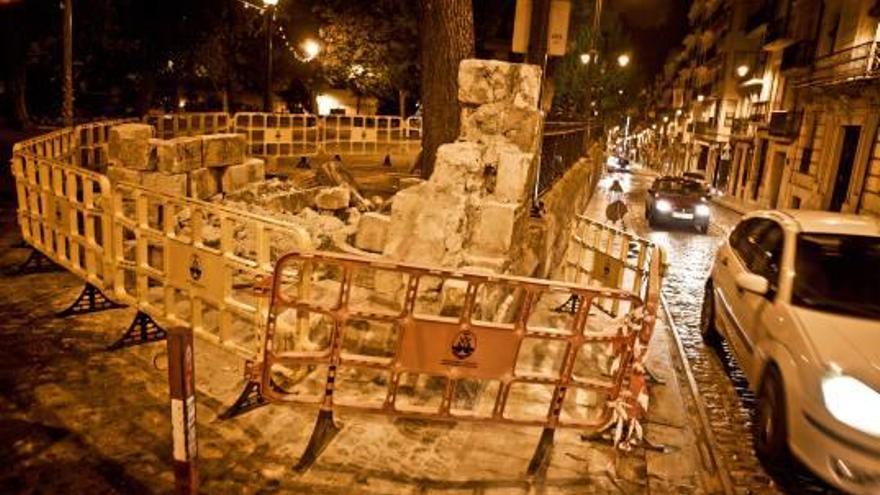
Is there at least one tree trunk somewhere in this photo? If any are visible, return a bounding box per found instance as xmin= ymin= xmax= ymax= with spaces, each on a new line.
xmin=398 ymin=89 xmax=408 ymax=119
xmin=417 ymin=0 xmax=474 ymax=179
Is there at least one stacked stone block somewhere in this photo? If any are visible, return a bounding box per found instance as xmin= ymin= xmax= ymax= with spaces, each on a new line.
xmin=382 ymin=59 xmax=542 ymax=274
xmin=105 ymin=124 xmax=263 ymax=200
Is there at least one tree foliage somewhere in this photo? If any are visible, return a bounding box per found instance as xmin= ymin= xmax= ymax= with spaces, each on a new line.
xmin=312 ymin=0 xmax=419 ymax=102
xmin=550 ymin=0 xmax=636 ymax=125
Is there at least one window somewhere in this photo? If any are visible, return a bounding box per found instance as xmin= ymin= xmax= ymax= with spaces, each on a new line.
xmin=730 ymin=218 xmax=785 ymax=291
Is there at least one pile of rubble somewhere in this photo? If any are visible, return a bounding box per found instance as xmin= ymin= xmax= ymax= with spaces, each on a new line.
xmin=105 ymin=123 xmax=265 ymax=200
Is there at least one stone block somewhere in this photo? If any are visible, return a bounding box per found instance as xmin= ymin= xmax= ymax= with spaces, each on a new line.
xmin=494 ymin=149 xmax=533 ymax=202
xmin=106 ymin=165 xmax=143 ymax=185
xmin=142 ymin=172 xmax=188 ymax=197
xmin=188 ymin=167 xmax=221 ymax=200
xmin=457 ymin=59 xmax=541 ymax=109
xmin=108 ymin=123 xmax=155 ymax=170
xmin=354 ymin=212 xmax=390 ymax=253
xmin=460 ymin=103 xmax=541 ymax=153
xmin=314 ymin=186 xmax=352 ymax=210
xmin=432 ymin=141 xmax=484 ymax=193
xmin=384 ymin=184 xmax=467 ymax=266
xmin=469 ymin=200 xmax=519 ymax=256
xmin=220 ymin=158 xmax=265 ymax=193
xmin=154 ymin=136 xmax=203 ymax=173
xmin=439 ymin=279 xmax=469 ymax=314
xmin=203 ymin=133 xmax=246 ymax=168
xmin=396 ymin=177 xmax=424 ymax=191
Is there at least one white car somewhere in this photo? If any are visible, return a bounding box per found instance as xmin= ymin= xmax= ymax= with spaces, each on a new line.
xmin=700 ymin=210 xmax=880 ymax=494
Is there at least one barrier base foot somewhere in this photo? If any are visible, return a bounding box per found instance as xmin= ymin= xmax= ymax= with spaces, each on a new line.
xmin=296 ymin=156 xmax=311 ymax=169
xmin=219 ymin=378 xmax=268 ymax=420
xmin=294 ymin=409 xmax=340 ymax=472
xmin=527 ymin=427 xmax=556 ymax=476
xmin=14 ymin=249 xmax=62 ymax=275
xmin=553 ymin=294 xmax=581 ymax=315
xmin=57 ymin=283 xmax=125 ymax=317
xmin=382 ymin=154 xmax=392 ymax=167
xmin=107 ymin=311 xmax=166 ymax=350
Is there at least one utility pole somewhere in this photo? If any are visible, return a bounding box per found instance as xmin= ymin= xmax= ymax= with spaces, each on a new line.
xmin=61 ymin=0 xmax=73 ymax=126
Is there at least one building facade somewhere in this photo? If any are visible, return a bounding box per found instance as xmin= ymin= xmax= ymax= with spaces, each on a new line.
xmin=644 ymin=0 xmax=880 ymax=217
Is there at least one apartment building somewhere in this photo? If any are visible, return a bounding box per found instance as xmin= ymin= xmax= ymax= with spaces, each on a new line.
xmin=645 ymin=0 xmax=880 ymax=217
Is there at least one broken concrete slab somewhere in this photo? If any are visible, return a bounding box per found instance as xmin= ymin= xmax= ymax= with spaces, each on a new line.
xmin=354 ymin=212 xmax=390 ymax=253
xmin=154 ymin=136 xmax=203 ymax=174
xmin=108 ymin=123 xmax=156 ymax=171
xmin=314 ymin=186 xmax=351 ymax=210
xmin=203 ymin=133 xmax=246 ymax=168
xmin=220 ymin=158 xmax=265 ymax=193
xmin=384 ymin=184 xmax=467 ymax=266
xmin=493 ymin=148 xmax=533 ymax=203
xmin=431 ymin=141 xmax=485 ymax=194
xmin=469 ymin=201 xmax=519 ymax=257
xmin=460 ymin=103 xmax=542 ymax=154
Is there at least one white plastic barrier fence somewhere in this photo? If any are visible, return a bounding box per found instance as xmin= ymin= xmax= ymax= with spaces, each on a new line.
xmin=11 ymin=119 xmax=313 ymax=360
xmin=234 ymin=112 xmax=321 ymax=158
xmin=145 ymin=112 xmax=232 ymax=139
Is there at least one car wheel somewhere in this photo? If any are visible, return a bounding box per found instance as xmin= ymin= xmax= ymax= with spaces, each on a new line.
xmin=700 ymin=281 xmax=719 ymax=343
xmin=755 ymin=366 xmax=789 ymax=465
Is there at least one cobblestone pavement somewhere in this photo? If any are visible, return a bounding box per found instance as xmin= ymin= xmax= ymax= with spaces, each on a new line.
xmin=587 ymin=167 xmax=841 ymax=495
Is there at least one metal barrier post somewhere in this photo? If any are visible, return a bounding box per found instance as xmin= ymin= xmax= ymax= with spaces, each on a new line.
xmin=167 ymin=326 xmax=198 ymax=495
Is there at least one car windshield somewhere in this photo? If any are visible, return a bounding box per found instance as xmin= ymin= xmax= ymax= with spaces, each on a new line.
xmin=792 ymin=233 xmax=880 ymax=319
xmin=656 ymin=180 xmax=703 ymax=194
xmin=684 ymin=173 xmax=705 ymax=181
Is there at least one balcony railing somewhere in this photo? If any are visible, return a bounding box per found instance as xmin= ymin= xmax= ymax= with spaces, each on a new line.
xmin=750 ymin=101 xmax=770 ymax=122
xmin=768 ymin=110 xmax=803 ymax=139
xmin=694 ymin=120 xmax=717 ymax=137
xmin=731 ymin=118 xmax=752 ymax=138
xmin=794 ymin=41 xmax=880 ymax=87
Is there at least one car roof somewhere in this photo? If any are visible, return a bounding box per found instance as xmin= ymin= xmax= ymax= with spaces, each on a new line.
xmin=748 ymin=209 xmax=880 ymax=236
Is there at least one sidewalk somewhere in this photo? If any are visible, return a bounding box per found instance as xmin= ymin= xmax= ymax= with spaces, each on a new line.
xmin=709 ymin=194 xmax=759 ymax=216
xmin=0 ymin=181 xmax=722 ymax=494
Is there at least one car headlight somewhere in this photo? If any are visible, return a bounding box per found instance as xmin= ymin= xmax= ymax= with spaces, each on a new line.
xmin=655 ymin=199 xmax=672 ymax=213
xmin=822 ymin=374 xmax=880 ymax=437
xmin=695 ymin=204 xmax=710 ymax=216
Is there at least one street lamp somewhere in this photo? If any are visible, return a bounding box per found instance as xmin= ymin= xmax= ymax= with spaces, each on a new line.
xmin=301 ymin=38 xmax=321 ymax=61
xmin=580 ymin=53 xmax=592 ymax=65
xmin=697 ymin=94 xmax=705 ymax=102
xmin=617 ymin=53 xmax=631 ymax=68
xmin=736 ymin=64 xmax=750 ymax=78
xmin=263 ymin=0 xmax=279 ymax=112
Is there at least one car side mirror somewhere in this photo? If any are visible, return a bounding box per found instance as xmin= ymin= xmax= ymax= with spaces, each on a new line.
xmin=735 ymin=272 xmax=769 ymax=296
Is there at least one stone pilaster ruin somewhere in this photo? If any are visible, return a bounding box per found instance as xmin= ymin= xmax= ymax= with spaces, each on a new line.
xmin=382 ymin=59 xmax=543 ymax=275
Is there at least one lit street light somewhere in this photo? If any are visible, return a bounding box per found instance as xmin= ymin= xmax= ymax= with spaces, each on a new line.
xmin=736 ymin=64 xmax=749 ymax=77
xmin=617 ymin=53 xmax=631 ymax=68
xmin=301 ymin=38 xmax=321 ymax=61
xmin=697 ymin=94 xmax=705 ymax=102
xmin=580 ymin=53 xmax=592 ymax=65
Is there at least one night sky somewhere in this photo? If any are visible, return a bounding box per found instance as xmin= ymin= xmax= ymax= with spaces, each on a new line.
xmin=609 ymin=0 xmax=691 ymax=82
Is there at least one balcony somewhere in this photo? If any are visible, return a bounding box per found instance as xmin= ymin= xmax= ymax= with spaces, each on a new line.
xmin=768 ymin=110 xmax=802 ymax=139
xmin=731 ymin=118 xmax=752 ymax=138
xmin=763 ymin=20 xmax=792 ymax=50
xmin=794 ymin=41 xmax=880 ymax=88
xmin=750 ymin=101 xmax=770 ymax=123
xmin=745 ymin=4 xmax=772 ymax=34
xmin=694 ymin=119 xmax=717 ymax=137
xmin=781 ymin=40 xmax=815 ymax=71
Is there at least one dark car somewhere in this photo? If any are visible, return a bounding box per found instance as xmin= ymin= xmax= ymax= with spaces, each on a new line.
xmin=645 ymin=176 xmax=711 ymax=233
